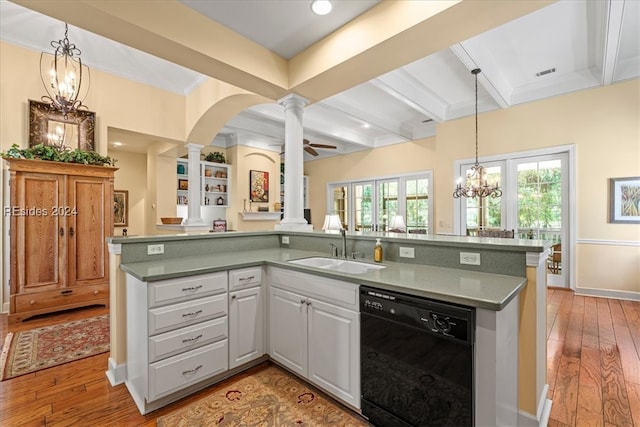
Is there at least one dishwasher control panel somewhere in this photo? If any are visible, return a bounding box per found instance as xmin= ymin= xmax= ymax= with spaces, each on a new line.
xmin=360 ymin=286 xmax=474 ymax=343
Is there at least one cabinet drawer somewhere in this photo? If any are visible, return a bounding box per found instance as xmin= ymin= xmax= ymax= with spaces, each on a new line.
xmin=148 ymin=340 xmax=228 ymax=401
xmin=148 ymin=294 xmax=227 ymax=335
xmin=149 ymin=317 xmax=228 ymax=363
xmin=229 ymin=267 xmax=262 ymax=290
xmin=148 ymin=272 xmax=227 ymax=308
xmin=13 ymin=284 xmax=108 ymax=313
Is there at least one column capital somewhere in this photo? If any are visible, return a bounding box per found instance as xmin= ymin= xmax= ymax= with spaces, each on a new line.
xmin=185 ymin=143 xmax=204 ymax=152
xmin=277 ymin=93 xmax=309 ymax=109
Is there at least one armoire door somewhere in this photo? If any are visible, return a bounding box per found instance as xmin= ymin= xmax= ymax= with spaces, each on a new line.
xmin=67 ymin=175 xmax=111 ymax=286
xmin=12 ymin=172 xmax=67 ymax=293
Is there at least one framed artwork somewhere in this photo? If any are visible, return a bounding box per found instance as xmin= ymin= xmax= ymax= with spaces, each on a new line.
xmin=213 ymin=219 xmax=227 ymax=232
xmin=113 ymin=190 xmax=129 ymax=227
xmin=178 ymin=179 xmax=189 ymax=190
xmin=250 ymin=170 xmax=269 ymax=202
xmin=28 ymin=100 xmax=96 ymax=150
xmin=609 ymin=177 xmax=640 ymax=223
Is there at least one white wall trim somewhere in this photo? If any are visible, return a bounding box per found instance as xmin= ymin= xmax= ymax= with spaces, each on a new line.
xmin=105 ymin=357 xmax=127 ymax=386
xmin=575 ymin=287 xmax=640 ymax=302
xmin=2 ymin=301 xmax=8 ymax=314
xmin=577 ymin=238 xmax=640 ymax=247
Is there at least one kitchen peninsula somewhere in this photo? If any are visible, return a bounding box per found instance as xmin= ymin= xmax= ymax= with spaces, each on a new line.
xmin=107 ymin=231 xmax=551 ymax=426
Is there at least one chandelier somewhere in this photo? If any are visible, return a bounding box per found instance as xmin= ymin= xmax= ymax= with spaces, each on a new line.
xmin=453 ymin=68 xmax=502 ymax=199
xmin=40 ymin=23 xmax=90 ymax=117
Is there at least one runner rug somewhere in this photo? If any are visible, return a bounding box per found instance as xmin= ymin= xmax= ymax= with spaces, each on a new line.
xmin=156 ymin=364 xmax=369 ymax=427
xmin=0 ymin=314 xmax=109 ymax=381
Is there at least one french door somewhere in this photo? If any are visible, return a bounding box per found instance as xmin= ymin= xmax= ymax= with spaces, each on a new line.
xmin=459 ymin=150 xmax=571 ymax=288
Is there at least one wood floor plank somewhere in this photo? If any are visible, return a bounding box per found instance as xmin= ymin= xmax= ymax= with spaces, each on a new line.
xmin=548 ymin=338 xmax=563 ymax=398
xmin=582 ymin=297 xmax=600 ymax=349
xmin=597 ymin=298 xmax=616 ymax=345
xmin=626 ymin=382 xmax=640 ymax=427
xmin=576 ymin=346 xmax=604 ymax=427
xmin=550 ymin=355 xmax=581 ymax=425
xmin=600 ymin=342 xmax=634 ymax=426
xmin=609 ymin=300 xmax=640 ymax=385
xmin=563 ymin=295 xmax=584 ymax=358
xmin=621 ymin=300 xmax=640 ymax=359
xmin=549 ymin=292 xmax=574 ymax=342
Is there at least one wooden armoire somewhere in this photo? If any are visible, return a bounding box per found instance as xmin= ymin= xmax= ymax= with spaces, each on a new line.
xmin=6 ymin=158 xmax=117 ymax=322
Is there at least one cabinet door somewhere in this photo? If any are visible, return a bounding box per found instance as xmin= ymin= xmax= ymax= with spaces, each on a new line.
xmin=229 ymin=286 xmax=264 ymax=369
xmin=67 ymin=175 xmax=112 ymax=286
xmin=307 ymin=297 xmax=361 ymax=408
xmin=12 ymin=172 xmax=66 ymax=293
xmin=269 ymin=287 xmax=307 ymax=377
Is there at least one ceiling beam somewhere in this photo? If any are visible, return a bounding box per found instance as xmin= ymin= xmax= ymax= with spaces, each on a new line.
xmin=601 ymin=0 xmax=625 ymax=85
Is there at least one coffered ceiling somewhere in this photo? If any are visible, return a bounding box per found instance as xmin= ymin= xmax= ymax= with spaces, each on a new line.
xmin=1 ymin=0 xmax=638 ymax=160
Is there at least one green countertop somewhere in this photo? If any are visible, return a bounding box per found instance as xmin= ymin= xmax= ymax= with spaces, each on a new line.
xmin=120 ymin=248 xmax=527 ymax=311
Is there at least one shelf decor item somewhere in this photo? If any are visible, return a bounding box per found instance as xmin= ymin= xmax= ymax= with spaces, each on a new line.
xmin=160 ymin=217 xmax=183 ymax=225
xmin=609 ymin=176 xmax=640 ymax=223
xmin=178 ymin=179 xmax=188 ymax=190
xmin=204 ymin=151 xmax=226 ymax=163
xmin=212 ymin=219 xmax=227 ymax=232
xmin=250 ymin=170 xmax=269 ymax=202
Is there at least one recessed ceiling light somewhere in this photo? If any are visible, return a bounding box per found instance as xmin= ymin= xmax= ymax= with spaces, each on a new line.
xmin=311 ymin=0 xmax=332 ymax=15
xmin=362 ymin=123 xmax=371 ymax=129
xmin=112 ymin=141 xmax=123 ymax=147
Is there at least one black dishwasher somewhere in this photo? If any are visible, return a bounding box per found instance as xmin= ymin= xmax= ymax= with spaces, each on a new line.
xmin=360 ymin=286 xmax=475 ymax=426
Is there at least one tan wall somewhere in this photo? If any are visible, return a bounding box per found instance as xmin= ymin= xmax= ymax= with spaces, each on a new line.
xmin=108 ymin=150 xmax=147 ymax=237
xmin=305 ymin=80 xmax=640 ymax=295
xmin=227 ymin=144 xmax=281 ymax=231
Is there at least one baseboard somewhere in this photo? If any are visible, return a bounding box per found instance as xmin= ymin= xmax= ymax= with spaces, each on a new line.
xmin=575 ymin=287 xmax=640 ymax=301
xmin=518 ymin=384 xmax=552 ymax=427
xmin=105 ymin=357 xmax=127 ymax=386
xmin=1 ymin=301 xmax=8 ymax=314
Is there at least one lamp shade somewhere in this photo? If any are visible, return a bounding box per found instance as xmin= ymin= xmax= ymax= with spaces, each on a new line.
xmin=322 ymin=214 xmax=343 ymax=231
xmin=389 ymin=215 xmax=406 ymax=232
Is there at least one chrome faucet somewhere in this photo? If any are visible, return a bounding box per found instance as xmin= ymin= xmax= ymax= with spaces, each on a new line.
xmin=340 ymin=229 xmax=347 ymax=259
xmin=329 ymin=243 xmax=338 ymax=257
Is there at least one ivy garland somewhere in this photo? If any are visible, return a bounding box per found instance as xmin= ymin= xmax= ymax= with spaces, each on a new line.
xmin=0 ymin=144 xmax=116 ymax=167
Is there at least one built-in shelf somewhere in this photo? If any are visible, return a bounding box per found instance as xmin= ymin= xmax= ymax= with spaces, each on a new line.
xmin=240 ymin=212 xmax=281 ymax=221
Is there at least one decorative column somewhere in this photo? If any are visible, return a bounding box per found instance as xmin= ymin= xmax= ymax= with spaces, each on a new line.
xmin=275 ymin=94 xmax=313 ymax=231
xmin=184 ymin=143 xmax=205 ymax=225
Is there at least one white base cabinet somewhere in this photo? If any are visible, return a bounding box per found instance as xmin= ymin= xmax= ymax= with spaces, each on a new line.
xmin=268 ymin=267 xmax=360 ymax=409
xmin=228 ymin=267 xmax=265 ymax=369
xmin=125 ymin=271 xmax=229 ymax=414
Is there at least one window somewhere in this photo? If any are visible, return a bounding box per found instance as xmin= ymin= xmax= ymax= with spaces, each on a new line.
xmin=328 ymin=171 xmax=432 ymax=234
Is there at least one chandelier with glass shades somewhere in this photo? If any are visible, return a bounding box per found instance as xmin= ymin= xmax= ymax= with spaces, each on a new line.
xmin=40 ymin=23 xmax=90 ymax=117
xmin=453 ymin=68 xmax=502 ymax=199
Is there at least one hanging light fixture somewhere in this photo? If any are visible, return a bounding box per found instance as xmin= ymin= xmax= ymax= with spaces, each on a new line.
xmin=40 ymin=23 xmax=90 ymax=117
xmin=453 ymin=68 xmax=502 ymax=199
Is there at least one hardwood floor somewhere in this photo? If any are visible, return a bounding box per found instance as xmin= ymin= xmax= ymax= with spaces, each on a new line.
xmin=547 ymin=289 xmax=640 ymax=427
xmin=1 ymin=292 xmax=639 ymax=426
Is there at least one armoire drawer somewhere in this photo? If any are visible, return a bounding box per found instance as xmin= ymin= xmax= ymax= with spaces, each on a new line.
xmin=148 ymin=271 xmax=228 ymax=308
xmin=148 ymin=294 xmax=227 ymax=335
xmin=229 ymin=267 xmax=262 ymax=291
xmin=13 ymin=284 xmax=108 ymax=313
xmin=148 ymin=316 xmax=228 ymax=363
xmin=148 ymin=340 xmax=228 ymax=401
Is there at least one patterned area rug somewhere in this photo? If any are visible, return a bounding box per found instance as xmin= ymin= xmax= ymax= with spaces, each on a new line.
xmin=157 ymin=365 xmax=369 ymax=427
xmin=0 ymin=314 xmax=109 ymax=380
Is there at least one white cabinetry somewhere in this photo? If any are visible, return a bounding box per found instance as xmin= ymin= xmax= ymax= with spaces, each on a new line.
xmin=177 ymin=159 xmax=231 ymax=208
xmin=125 ymin=272 xmax=229 ymax=414
xmin=268 ymin=267 xmax=360 ymax=409
xmin=228 ymin=267 xmax=265 ymax=369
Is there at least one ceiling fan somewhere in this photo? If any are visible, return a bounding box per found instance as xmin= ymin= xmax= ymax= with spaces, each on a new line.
xmin=275 ymin=139 xmax=338 ymax=156
xmin=303 ymin=139 xmax=337 ymax=156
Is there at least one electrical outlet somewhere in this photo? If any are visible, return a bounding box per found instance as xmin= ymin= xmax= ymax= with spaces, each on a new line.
xmin=399 ymin=247 xmax=415 ymax=258
xmin=281 ymin=236 xmax=290 ymax=244
xmin=147 ymin=244 xmax=164 ymax=255
xmin=460 ymin=252 xmax=481 ymax=266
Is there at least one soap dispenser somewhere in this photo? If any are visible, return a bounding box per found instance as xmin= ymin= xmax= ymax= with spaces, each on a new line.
xmin=374 ymin=238 xmax=383 ymax=262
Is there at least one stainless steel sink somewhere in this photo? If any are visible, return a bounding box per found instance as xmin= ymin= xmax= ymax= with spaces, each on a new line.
xmin=289 ymin=257 xmax=386 ymax=274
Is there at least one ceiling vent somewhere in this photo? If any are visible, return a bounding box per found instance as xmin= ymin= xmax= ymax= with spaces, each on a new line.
xmin=536 ymin=67 xmax=556 ymax=77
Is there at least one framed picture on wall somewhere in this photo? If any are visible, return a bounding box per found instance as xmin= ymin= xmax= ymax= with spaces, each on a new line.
xmin=609 ymin=176 xmax=640 ymax=223
xmin=113 ymin=190 xmax=129 ymax=227
xmin=250 ymin=170 xmax=269 ymax=202
xmin=28 ymin=100 xmax=96 ymax=150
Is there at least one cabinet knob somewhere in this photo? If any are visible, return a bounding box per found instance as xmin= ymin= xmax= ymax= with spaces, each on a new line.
xmin=29 ymin=300 xmax=35 ymax=305
xmin=231 ymin=295 xmax=237 ymax=300
xmin=300 ymin=299 xmax=306 ymax=304
xmin=94 ymin=290 xmax=99 ymax=295
xmin=306 ymin=301 xmax=312 ymax=306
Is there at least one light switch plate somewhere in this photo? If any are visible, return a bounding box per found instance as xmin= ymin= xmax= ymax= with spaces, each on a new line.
xmin=147 ymin=244 xmax=164 ymax=255
xmin=281 ymin=236 xmax=290 ymax=244
xmin=460 ymin=252 xmax=481 ymax=265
